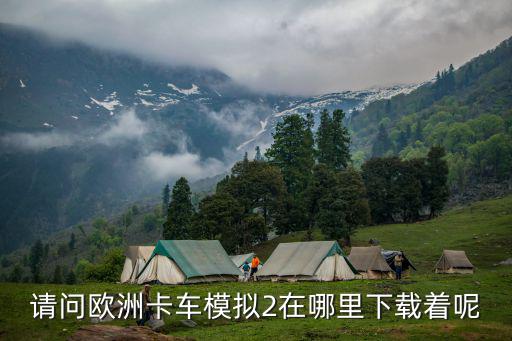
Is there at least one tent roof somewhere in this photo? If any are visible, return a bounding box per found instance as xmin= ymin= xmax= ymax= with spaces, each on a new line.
xmin=230 ymin=253 xmax=255 ymax=267
xmin=436 ymin=250 xmax=474 ymax=269
xmin=145 ymin=240 xmax=241 ymax=279
xmin=348 ymin=246 xmax=393 ymax=272
xmin=125 ymin=246 xmax=154 ymax=262
xmin=258 ymin=241 xmax=356 ymax=277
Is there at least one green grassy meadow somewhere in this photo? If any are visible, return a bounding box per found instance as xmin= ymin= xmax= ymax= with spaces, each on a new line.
xmin=1 ymin=196 xmax=511 ymax=340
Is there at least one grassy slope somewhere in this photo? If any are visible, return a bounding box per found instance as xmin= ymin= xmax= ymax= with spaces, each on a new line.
xmin=1 ymin=196 xmax=511 ymax=340
xmin=255 ymin=196 xmax=512 ymax=269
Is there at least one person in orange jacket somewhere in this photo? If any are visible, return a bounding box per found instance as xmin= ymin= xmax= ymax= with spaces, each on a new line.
xmin=250 ymin=255 xmax=260 ymax=281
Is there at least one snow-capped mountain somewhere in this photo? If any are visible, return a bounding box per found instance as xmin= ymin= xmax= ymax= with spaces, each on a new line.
xmin=0 ymin=23 xmax=421 ymax=253
xmin=235 ymin=84 xmax=422 ymax=151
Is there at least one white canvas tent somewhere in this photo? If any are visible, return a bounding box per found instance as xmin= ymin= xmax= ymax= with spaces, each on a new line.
xmin=230 ymin=253 xmax=255 ymax=269
xmin=348 ymin=246 xmax=394 ymax=279
xmin=257 ymin=241 xmax=357 ymax=282
xmin=120 ymin=246 xmax=154 ymax=283
xmin=435 ymin=250 xmax=474 ymax=274
xmin=136 ymin=240 xmax=241 ymax=285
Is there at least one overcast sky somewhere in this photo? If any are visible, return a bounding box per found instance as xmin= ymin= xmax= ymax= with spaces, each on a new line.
xmin=1 ymin=0 xmax=511 ymax=95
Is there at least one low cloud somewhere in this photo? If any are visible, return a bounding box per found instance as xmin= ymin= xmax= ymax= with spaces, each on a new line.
xmin=141 ymin=151 xmax=225 ymax=182
xmin=0 ymin=131 xmax=75 ymax=151
xmin=203 ymin=102 xmax=269 ymax=141
xmin=97 ymin=109 xmax=148 ymax=145
xmin=0 ymin=109 xmax=147 ymax=151
xmin=0 ymin=107 xmax=240 ymax=183
xmin=1 ymin=0 xmax=511 ymax=94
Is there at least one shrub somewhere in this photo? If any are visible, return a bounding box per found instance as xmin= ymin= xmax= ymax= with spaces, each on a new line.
xmin=83 ymin=248 xmax=125 ymax=282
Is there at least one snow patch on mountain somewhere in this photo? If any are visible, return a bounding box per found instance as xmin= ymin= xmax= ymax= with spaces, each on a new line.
xmin=136 ymin=89 xmax=155 ymax=97
xmin=90 ymin=92 xmax=122 ymax=111
xmin=138 ymin=96 xmax=179 ymax=110
xmin=238 ymin=83 xmax=422 ymax=152
xmin=275 ymin=84 xmax=421 ymax=118
xmin=236 ymin=116 xmax=270 ymax=151
xmin=167 ymin=83 xmax=200 ymax=95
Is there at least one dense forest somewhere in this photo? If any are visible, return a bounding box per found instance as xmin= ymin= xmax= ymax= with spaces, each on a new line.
xmin=350 ymin=37 xmax=512 ymax=197
xmin=1 ymin=109 xmax=451 ymax=283
xmin=3 ymin=36 xmax=511 ymax=284
xmin=160 ymin=111 xmax=449 ymax=256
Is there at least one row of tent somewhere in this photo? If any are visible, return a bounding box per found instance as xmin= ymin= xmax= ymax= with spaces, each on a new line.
xmin=120 ymin=240 xmax=474 ymax=284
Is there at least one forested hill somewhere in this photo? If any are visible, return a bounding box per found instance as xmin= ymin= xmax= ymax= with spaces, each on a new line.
xmin=349 ymin=36 xmax=512 ymax=196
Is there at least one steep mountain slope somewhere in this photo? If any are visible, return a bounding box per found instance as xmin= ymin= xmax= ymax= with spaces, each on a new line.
xmin=0 ymin=24 xmax=417 ymax=253
xmin=349 ymin=36 xmax=512 ymax=191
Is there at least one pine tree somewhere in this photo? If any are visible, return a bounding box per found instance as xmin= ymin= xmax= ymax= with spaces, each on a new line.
xmin=162 ymin=184 xmax=170 ymax=213
xmin=308 ymin=166 xmax=369 ymax=244
xmin=65 ymin=269 xmax=77 ymax=284
xmin=385 ymin=100 xmax=392 ymax=115
xmin=414 ymin=120 xmax=423 ymax=142
xmin=266 ymin=114 xmax=315 ymax=233
xmin=446 ymin=64 xmax=456 ymax=92
xmin=29 ymin=239 xmax=44 ymax=283
xmin=266 ymin=114 xmax=315 ymax=195
xmin=8 ymin=264 xmax=23 ymax=283
xmin=163 ymin=177 xmax=193 ymax=239
xmin=52 ymin=265 xmax=63 ymax=284
xmin=371 ymin=124 xmax=392 ymax=157
xmin=425 ymin=147 xmax=449 ymax=217
xmin=316 ymin=110 xmax=333 ymax=165
xmin=68 ymin=233 xmax=76 ymax=251
xmin=254 ymin=146 xmax=263 ymax=161
xmin=331 ymin=109 xmax=351 ymax=170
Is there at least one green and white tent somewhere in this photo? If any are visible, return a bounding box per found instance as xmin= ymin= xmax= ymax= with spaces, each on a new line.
xmin=258 ymin=241 xmax=358 ymax=281
xmin=120 ymin=246 xmax=154 ymax=284
xmin=136 ymin=240 xmax=241 ymax=284
xmin=230 ymin=253 xmax=255 ymax=268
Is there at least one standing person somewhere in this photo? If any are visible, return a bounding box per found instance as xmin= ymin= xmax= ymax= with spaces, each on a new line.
xmin=394 ymin=252 xmax=403 ymax=280
xmin=250 ymin=254 xmax=260 ymax=281
xmin=137 ymin=284 xmax=152 ymax=326
xmin=242 ymin=261 xmax=251 ymax=282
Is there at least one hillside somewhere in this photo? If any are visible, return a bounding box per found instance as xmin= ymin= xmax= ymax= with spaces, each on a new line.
xmin=254 ymin=195 xmax=512 ymax=268
xmin=0 ymin=23 xmax=417 ymax=254
xmin=1 ymin=195 xmax=511 ymax=340
xmin=348 ymin=36 xmax=512 ymax=197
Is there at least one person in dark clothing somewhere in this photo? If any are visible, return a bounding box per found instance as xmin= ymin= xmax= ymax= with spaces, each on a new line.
xmin=137 ymin=284 xmax=152 ymax=326
xmin=394 ymin=252 xmax=403 ymax=280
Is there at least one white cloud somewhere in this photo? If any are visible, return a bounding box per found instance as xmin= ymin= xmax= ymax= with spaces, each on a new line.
xmin=98 ymin=109 xmax=147 ymax=144
xmin=1 ymin=0 xmax=511 ymax=94
xmin=141 ymin=151 xmax=225 ymax=182
xmin=0 ymin=131 xmax=75 ymax=151
xmin=203 ymin=102 xmax=268 ymax=140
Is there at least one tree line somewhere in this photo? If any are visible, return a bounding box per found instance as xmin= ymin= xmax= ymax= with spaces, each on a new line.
xmin=4 ymin=110 xmax=449 ymax=283
xmin=352 ymin=37 xmax=512 ymax=195
xmin=162 ymin=110 xmax=449 ymax=253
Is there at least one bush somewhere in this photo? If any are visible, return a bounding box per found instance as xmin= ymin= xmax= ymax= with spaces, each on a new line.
xmin=75 ymin=259 xmax=92 ymax=283
xmin=83 ymin=248 xmax=125 ymax=282
xmin=143 ymin=213 xmax=158 ymax=231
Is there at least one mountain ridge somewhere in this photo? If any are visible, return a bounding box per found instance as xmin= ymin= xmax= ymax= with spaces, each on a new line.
xmin=0 ymin=23 xmax=418 ymax=253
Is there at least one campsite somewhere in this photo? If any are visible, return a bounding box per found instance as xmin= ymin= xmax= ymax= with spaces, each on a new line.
xmin=1 ymin=195 xmax=511 ymax=340
xmin=1 ymin=3 xmax=512 ymax=340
